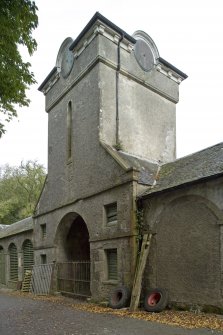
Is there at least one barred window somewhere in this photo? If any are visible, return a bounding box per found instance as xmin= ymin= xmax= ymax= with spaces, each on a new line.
xmin=106 ymin=249 xmax=117 ymax=280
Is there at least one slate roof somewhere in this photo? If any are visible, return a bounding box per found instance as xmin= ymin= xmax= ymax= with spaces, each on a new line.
xmin=100 ymin=141 xmax=159 ymax=186
xmin=139 ymin=142 xmax=223 ymax=198
xmin=0 ymin=217 xmax=33 ymax=239
xmin=118 ymin=151 xmax=159 ymax=186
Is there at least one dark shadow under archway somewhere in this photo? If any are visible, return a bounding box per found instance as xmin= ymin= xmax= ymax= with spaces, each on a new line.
xmin=55 ymin=212 xmax=90 ymax=263
xmin=55 ymin=213 xmax=91 ymax=297
xmin=66 ymin=216 xmax=90 ymax=261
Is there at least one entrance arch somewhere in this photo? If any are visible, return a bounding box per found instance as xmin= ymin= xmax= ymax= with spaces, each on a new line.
xmin=9 ymin=243 xmax=18 ymax=282
xmin=55 ymin=213 xmax=91 ymax=297
xmin=55 ymin=212 xmax=90 ymax=262
xmin=151 ymin=195 xmax=221 ymax=306
xmin=22 ymin=239 xmax=34 ymax=275
xmin=0 ymin=246 xmax=5 ymax=284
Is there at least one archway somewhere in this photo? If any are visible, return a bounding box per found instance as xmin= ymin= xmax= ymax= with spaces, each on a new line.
xmin=149 ymin=196 xmax=221 ymax=306
xmin=55 ymin=213 xmax=91 ymax=297
xmin=0 ymin=246 xmax=5 ymax=284
xmin=9 ymin=243 xmax=18 ymax=282
xmin=55 ymin=212 xmax=90 ymax=262
xmin=22 ymin=239 xmax=34 ymax=275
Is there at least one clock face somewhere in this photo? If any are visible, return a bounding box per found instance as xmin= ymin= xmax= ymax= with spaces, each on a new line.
xmin=134 ymin=39 xmax=154 ymax=72
xmin=61 ymin=48 xmax=74 ymax=78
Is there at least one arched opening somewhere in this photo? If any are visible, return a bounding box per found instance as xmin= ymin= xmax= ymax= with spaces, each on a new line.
xmin=22 ymin=239 xmax=34 ymax=275
xmin=66 ymin=216 xmax=90 ymax=261
xmin=55 ymin=212 xmax=90 ymax=262
xmin=9 ymin=243 xmax=18 ymax=282
xmin=55 ymin=213 xmax=91 ymax=297
xmin=0 ymin=246 xmax=6 ymax=284
xmin=148 ymin=196 xmax=221 ymax=306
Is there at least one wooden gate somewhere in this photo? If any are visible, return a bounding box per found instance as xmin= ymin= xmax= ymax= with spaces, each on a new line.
xmin=57 ymin=261 xmax=91 ymax=297
xmin=0 ymin=247 xmax=6 ymax=284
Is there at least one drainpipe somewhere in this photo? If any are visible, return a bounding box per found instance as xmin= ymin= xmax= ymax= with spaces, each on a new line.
xmin=116 ymin=33 xmax=124 ymax=147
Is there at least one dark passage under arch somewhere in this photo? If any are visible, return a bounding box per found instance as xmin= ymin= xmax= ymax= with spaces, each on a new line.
xmin=66 ymin=216 xmax=90 ymax=261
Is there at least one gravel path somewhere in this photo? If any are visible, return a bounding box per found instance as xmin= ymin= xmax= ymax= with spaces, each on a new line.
xmin=0 ymin=292 xmax=222 ymax=335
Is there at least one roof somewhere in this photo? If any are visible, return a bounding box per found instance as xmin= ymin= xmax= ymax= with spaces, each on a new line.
xmin=39 ymin=12 xmax=187 ymax=93
xmin=0 ymin=217 xmax=33 ymax=239
xmin=100 ymin=141 xmax=158 ymax=186
xmin=140 ymin=142 xmax=223 ymax=198
xmin=158 ymin=57 xmax=188 ymax=79
xmin=118 ymin=151 xmax=158 ymax=185
xmin=38 ymin=66 xmax=57 ymax=91
xmin=69 ymin=12 xmax=136 ymax=51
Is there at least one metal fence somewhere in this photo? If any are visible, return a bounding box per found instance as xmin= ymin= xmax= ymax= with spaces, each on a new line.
xmin=57 ymin=261 xmax=91 ymax=297
xmin=30 ymin=263 xmax=55 ymax=295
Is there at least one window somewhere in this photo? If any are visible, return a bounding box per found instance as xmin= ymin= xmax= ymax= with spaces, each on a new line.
xmin=105 ymin=202 xmax=117 ymax=224
xmin=41 ymin=224 xmax=46 ymax=239
xmin=67 ymin=101 xmax=72 ymax=161
xmin=106 ymin=249 xmax=118 ymax=280
xmin=9 ymin=243 xmax=18 ymax=281
xmin=41 ymin=254 xmax=47 ymax=264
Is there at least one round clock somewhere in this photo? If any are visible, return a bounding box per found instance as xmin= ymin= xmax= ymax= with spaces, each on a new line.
xmin=56 ymin=37 xmax=74 ymax=79
xmin=134 ymin=39 xmax=154 ymax=72
xmin=133 ymin=31 xmax=159 ymax=72
xmin=61 ymin=47 xmax=74 ymax=78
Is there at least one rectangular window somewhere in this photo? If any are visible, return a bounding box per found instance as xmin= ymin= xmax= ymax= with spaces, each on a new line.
xmin=41 ymin=254 xmax=47 ymax=264
xmin=105 ymin=202 xmax=117 ymax=224
xmin=67 ymin=101 xmax=72 ymax=161
xmin=41 ymin=224 xmax=46 ymax=239
xmin=106 ymin=249 xmax=118 ymax=280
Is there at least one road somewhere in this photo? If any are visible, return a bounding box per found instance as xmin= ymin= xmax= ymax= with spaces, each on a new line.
xmin=0 ymin=292 xmax=221 ymax=335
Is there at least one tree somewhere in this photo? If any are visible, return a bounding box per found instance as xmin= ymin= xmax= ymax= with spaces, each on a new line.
xmin=0 ymin=160 xmax=46 ymax=225
xmin=0 ymin=0 xmax=38 ymax=137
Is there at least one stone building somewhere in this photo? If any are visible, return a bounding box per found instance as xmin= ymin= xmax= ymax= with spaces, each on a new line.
xmin=0 ymin=12 xmax=223 ymax=309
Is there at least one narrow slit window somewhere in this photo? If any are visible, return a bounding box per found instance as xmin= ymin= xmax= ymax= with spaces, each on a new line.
xmin=41 ymin=224 xmax=46 ymax=239
xmin=67 ymin=101 xmax=72 ymax=160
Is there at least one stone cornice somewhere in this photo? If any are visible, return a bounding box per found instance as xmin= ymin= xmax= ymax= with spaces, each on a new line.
xmin=39 ymin=21 xmax=135 ymax=95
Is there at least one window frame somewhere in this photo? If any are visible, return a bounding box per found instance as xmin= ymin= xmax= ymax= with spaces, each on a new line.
xmin=106 ymin=248 xmax=118 ymax=281
xmin=40 ymin=223 xmax=46 ymax=239
xmin=104 ymin=202 xmax=118 ymax=225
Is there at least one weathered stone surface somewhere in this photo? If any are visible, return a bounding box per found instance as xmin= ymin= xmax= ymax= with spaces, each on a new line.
xmin=2 ymin=13 xmax=223 ymax=311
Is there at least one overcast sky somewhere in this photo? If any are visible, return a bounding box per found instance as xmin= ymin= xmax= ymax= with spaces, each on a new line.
xmin=0 ymin=0 xmax=223 ymax=168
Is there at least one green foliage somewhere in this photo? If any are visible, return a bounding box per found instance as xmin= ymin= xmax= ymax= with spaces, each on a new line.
xmin=113 ymin=141 xmax=123 ymax=151
xmin=136 ymin=207 xmax=144 ymax=243
xmin=0 ymin=0 xmax=38 ymax=137
xmin=0 ymin=160 xmax=46 ymax=224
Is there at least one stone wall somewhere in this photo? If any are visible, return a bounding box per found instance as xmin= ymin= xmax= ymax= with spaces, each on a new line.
xmin=142 ymin=176 xmax=223 ymax=308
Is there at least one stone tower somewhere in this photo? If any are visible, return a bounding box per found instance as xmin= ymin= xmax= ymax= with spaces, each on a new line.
xmin=39 ymin=12 xmax=187 ymax=169
xmin=36 ymin=12 xmax=186 ymax=300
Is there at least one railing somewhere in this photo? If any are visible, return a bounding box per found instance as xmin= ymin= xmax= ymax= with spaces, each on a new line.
xmin=30 ymin=263 xmax=55 ymax=295
xmin=57 ymin=261 xmax=91 ymax=297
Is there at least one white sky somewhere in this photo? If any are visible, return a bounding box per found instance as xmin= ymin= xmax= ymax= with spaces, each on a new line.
xmin=0 ymin=0 xmax=223 ymax=168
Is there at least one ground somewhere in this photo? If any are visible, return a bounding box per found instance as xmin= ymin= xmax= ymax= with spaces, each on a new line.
xmin=0 ymin=290 xmax=223 ymax=335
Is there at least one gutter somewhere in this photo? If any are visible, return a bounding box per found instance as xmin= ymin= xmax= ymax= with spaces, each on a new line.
xmin=116 ymin=33 xmax=124 ymax=146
